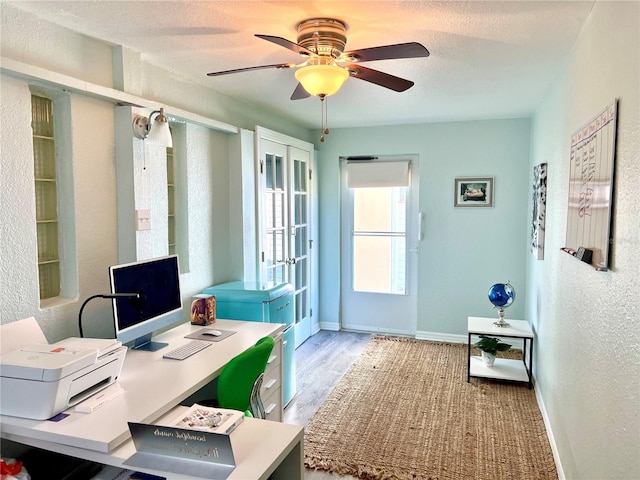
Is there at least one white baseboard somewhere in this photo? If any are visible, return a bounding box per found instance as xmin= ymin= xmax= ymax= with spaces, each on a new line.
xmin=318 ymin=327 xmax=466 ymax=344
xmin=318 ymin=321 xmax=340 ymax=331
xmin=415 ymin=330 xmax=467 ymax=343
xmin=339 ymin=324 xmax=415 ymax=337
xmin=534 ymin=377 xmax=564 ymax=479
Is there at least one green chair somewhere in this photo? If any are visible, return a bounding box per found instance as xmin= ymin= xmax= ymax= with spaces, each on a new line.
xmin=216 ymin=335 xmax=275 ymax=418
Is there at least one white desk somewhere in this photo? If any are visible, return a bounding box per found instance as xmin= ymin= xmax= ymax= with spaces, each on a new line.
xmin=1 ymin=319 xmax=304 ymax=479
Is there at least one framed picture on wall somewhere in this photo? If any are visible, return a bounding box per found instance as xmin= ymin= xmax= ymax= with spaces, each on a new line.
xmin=454 ymin=177 xmax=494 ymax=207
xmin=530 ymin=163 xmax=547 ymax=259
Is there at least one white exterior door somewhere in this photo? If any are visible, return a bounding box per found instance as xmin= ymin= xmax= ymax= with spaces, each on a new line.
xmin=256 ymin=127 xmax=315 ymax=347
xmin=340 ymin=156 xmax=420 ymax=335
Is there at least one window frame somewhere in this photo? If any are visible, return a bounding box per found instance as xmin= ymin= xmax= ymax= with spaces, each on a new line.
xmin=30 ymin=87 xmax=77 ymax=306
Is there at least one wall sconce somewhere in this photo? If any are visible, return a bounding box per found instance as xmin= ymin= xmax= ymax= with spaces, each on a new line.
xmin=132 ymin=107 xmax=173 ymax=147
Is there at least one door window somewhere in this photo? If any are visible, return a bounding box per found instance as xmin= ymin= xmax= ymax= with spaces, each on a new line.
xmin=289 ymin=148 xmax=310 ymax=336
xmin=263 ymin=152 xmax=287 ymax=283
xmin=352 ymin=186 xmax=407 ymax=294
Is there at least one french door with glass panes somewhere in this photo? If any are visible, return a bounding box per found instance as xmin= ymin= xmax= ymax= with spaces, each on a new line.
xmin=257 ymin=129 xmax=314 ymax=348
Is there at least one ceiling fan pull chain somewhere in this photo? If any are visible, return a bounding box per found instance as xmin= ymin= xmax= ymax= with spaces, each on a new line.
xmin=320 ymin=94 xmax=326 ymax=142
xmin=324 ymin=95 xmax=330 ymax=136
xmin=319 ymin=94 xmax=330 ymax=142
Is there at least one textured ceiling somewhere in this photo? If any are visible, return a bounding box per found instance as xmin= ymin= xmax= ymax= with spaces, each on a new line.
xmin=6 ymin=1 xmax=595 ymax=129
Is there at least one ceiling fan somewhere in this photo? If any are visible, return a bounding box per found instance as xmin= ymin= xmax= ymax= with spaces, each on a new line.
xmin=207 ymin=18 xmax=430 ymax=139
xmin=207 ymin=18 xmax=430 ymax=98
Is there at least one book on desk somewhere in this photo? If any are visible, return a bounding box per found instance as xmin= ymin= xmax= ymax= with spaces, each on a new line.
xmin=170 ymin=404 xmax=244 ymax=435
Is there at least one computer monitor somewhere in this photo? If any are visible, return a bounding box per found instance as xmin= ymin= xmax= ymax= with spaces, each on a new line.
xmin=109 ymin=254 xmax=183 ymax=351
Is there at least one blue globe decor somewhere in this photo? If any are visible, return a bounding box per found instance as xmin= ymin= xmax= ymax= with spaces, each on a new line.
xmin=488 ymin=282 xmax=515 ymax=327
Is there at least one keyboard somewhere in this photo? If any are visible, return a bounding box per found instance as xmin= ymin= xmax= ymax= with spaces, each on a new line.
xmin=163 ymin=340 xmax=212 ymax=360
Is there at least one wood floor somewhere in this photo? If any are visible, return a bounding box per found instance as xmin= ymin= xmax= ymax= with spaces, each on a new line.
xmin=283 ymin=330 xmax=371 ymax=480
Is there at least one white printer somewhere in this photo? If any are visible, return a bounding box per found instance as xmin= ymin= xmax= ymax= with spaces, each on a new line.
xmin=0 ymin=337 xmax=127 ymax=420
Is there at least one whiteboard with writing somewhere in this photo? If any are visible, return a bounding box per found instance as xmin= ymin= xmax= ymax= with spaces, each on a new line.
xmin=565 ymin=100 xmax=618 ymax=271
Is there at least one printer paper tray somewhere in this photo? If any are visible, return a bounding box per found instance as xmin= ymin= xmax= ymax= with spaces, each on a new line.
xmin=0 ymin=347 xmax=126 ymax=420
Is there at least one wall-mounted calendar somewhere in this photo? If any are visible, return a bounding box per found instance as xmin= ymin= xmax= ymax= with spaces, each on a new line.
xmin=564 ymin=99 xmax=618 ymax=271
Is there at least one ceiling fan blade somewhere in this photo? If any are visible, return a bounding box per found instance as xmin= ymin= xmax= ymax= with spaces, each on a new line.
xmin=346 ymin=65 xmax=415 ymax=92
xmin=207 ymin=63 xmax=295 ymax=76
xmin=291 ymin=83 xmax=311 ymax=100
xmin=341 ymin=42 xmax=429 ymax=63
xmin=255 ymin=34 xmax=315 ymax=56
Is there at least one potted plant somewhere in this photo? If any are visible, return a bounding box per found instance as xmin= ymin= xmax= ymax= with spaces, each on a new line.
xmin=474 ymin=335 xmax=511 ymax=367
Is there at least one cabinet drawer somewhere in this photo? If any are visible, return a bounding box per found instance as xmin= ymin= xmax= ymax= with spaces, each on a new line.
xmin=261 ymin=364 xmax=281 ymax=399
xmin=262 ymin=386 xmax=282 ymax=422
xmin=266 ymin=333 xmax=282 ymax=370
xmin=261 ymin=334 xmax=283 ymax=421
xmin=266 ymin=343 xmax=282 ymax=373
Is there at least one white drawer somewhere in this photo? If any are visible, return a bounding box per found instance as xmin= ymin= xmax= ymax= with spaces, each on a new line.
xmin=262 ymin=386 xmax=282 ymax=422
xmin=266 ymin=347 xmax=282 ymax=373
xmin=260 ymin=335 xmax=283 ymax=421
xmin=261 ymin=363 xmax=281 ymax=399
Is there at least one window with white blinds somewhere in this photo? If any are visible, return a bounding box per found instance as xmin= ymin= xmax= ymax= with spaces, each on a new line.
xmin=31 ymin=94 xmax=60 ymax=300
xmin=347 ymin=160 xmax=410 ymax=188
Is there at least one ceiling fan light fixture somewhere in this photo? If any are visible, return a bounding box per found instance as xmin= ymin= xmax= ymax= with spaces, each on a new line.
xmin=295 ymin=64 xmax=349 ymax=96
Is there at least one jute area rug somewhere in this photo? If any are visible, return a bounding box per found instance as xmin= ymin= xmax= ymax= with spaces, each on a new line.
xmin=304 ymin=336 xmax=557 ymax=480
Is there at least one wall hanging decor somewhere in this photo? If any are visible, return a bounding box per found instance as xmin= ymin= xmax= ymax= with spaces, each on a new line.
xmin=454 ymin=177 xmax=494 ymax=207
xmin=563 ymin=99 xmax=618 ymax=271
xmin=531 ymin=163 xmax=547 ymax=260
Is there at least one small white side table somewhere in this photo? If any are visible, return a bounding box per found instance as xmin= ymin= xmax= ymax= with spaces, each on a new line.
xmin=467 ymin=316 xmax=534 ymax=389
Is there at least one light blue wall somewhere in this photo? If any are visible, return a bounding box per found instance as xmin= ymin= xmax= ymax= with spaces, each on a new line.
xmin=315 ymin=119 xmax=531 ymax=336
xmin=526 ymin=2 xmax=640 ymax=478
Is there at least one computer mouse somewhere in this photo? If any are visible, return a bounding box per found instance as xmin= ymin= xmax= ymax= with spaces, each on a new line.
xmin=202 ymin=330 xmax=223 ymax=337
